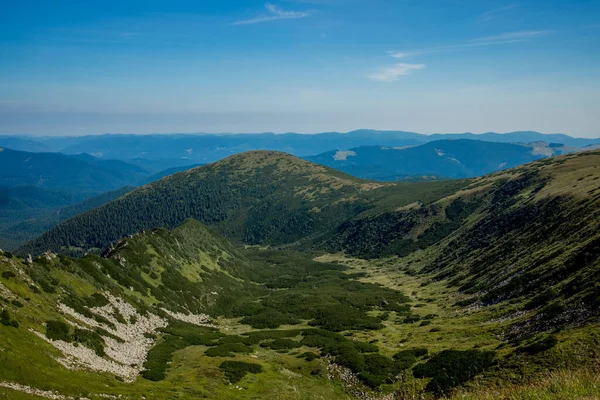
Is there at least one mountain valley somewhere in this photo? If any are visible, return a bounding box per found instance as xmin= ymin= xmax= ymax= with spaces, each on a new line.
xmin=1 ymin=149 xmax=599 ymax=399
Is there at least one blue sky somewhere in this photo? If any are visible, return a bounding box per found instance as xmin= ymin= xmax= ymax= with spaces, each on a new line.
xmin=1 ymin=0 xmax=599 ymax=136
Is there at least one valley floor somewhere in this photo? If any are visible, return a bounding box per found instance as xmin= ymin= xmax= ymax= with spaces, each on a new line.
xmin=2 ymin=250 xmax=600 ymax=400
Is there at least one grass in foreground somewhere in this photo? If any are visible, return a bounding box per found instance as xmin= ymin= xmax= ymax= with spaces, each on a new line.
xmin=452 ymin=367 xmax=600 ymax=400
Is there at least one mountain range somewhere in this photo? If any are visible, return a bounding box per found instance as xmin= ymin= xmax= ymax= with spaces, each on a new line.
xmin=1 ymin=149 xmax=599 ymax=399
xmin=2 ymin=130 xmax=598 ymax=165
xmin=1 ymin=133 xmax=597 ymax=252
xmin=306 ymin=139 xmax=577 ymax=180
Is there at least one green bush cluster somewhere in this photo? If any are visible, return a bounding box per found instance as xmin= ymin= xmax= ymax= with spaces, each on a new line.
xmin=1 ymin=270 xmax=16 ymax=279
xmin=73 ymin=329 xmax=106 ymax=356
xmin=412 ymin=350 xmax=496 ymax=395
xmin=45 ymin=320 xmax=106 ymax=355
xmin=300 ymin=329 xmax=401 ymax=388
xmin=393 ymin=348 xmax=428 ymax=370
xmin=46 ymin=320 xmax=72 ymax=341
xmin=517 ymin=335 xmax=558 ymax=355
xmin=401 ymin=314 xmax=421 ymax=324
xmin=143 ymin=322 xmax=222 ymax=381
xmin=235 ymin=250 xmax=411 ymax=331
xmin=205 ymin=343 xmax=253 ymax=357
xmin=296 ymin=351 xmax=320 ymax=361
xmin=0 ymin=309 xmax=18 ymax=328
xmin=219 ymin=361 xmax=263 ymax=384
xmin=29 ymin=264 xmax=60 ymax=293
xmin=260 ymin=338 xmax=301 ymax=351
xmin=240 ymin=309 xmax=300 ymax=329
xmin=61 ymin=293 xmax=115 ymax=328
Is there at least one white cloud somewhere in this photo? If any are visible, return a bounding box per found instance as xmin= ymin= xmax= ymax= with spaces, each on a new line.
xmin=387 ymin=51 xmax=410 ymax=59
xmin=472 ymin=30 xmax=550 ymax=43
xmin=232 ymin=3 xmax=310 ymax=25
xmin=478 ymin=4 xmax=519 ymax=22
xmin=368 ymin=63 xmax=425 ymax=82
xmin=387 ymin=30 xmax=551 ymax=58
xmin=376 ymin=30 xmax=549 ymax=82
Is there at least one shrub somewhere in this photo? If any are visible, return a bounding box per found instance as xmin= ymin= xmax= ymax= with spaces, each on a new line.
xmin=240 ymin=309 xmax=300 ymax=329
xmin=260 ymin=339 xmax=301 ymax=351
xmin=524 ymin=289 xmax=555 ymax=310
xmin=143 ymin=321 xmax=224 ymax=380
xmin=85 ymin=293 xmax=109 ymax=308
xmin=219 ymin=361 xmax=263 ymax=383
xmin=310 ymin=305 xmax=384 ymax=332
xmin=393 ymin=348 xmax=428 ymax=370
xmin=454 ymin=297 xmax=478 ymax=307
xmin=409 ymin=348 xmax=428 ymax=357
xmin=142 ymin=336 xmax=186 ymax=381
xmin=46 ymin=320 xmax=71 ymax=341
xmin=1 ymin=271 xmax=16 ymax=279
xmin=517 ymin=335 xmax=558 ymax=355
xmin=1 ymin=309 xmax=18 ymax=328
xmin=402 ymin=314 xmax=421 ymax=324
xmin=412 ymin=350 xmax=496 ymax=395
xmin=205 ymin=343 xmax=253 ymax=357
xmin=297 ymin=352 xmax=320 ymax=361
xmin=362 ymin=354 xmax=398 ymax=387
xmin=73 ymin=328 xmax=105 ymax=356
xmin=393 ymin=352 xmax=417 ymax=370
xmin=540 ymin=303 xmax=566 ymax=320
xmin=300 ymin=329 xmax=398 ymax=388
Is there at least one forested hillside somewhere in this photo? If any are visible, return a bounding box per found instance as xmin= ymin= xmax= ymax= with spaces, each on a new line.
xmin=20 ymin=151 xmax=465 ymax=255
xmin=0 ymin=187 xmax=134 ymax=251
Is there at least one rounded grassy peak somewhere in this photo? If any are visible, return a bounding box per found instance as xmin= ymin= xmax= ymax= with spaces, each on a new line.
xmin=205 ymin=150 xmax=331 ymax=176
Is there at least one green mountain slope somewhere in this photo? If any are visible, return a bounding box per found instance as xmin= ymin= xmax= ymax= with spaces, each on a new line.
xmin=0 ymin=187 xmax=135 ymax=251
xmin=329 ymin=150 xmax=600 ymax=336
xmin=20 ymin=151 xmax=464 ymax=255
xmin=0 ymin=219 xmax=420 ymax=399
xmin=306 ymin=139 xmax=575 ymax=181
xmin=2 ymin=152 xmax=600 ymax=399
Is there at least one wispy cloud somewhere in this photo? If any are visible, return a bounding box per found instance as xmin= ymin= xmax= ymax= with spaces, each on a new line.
xmin=368 ymin=63 xmax=425 ymax=82
xmin=473 ymin=30 xmax=549 ymax=42
xmin=373 ymin=30 xmax=549 ymax=82
xmin=232 ymin=3 xmax=310 ymax=25
xmin=478 ymin=4 xmax=519 ymax=22
xmin=388 ymin=30 xmax=550 ymax=58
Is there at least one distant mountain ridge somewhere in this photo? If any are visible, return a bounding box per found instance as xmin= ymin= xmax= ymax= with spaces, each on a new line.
xmin=305 ymin=139 xmax=576 ymax=180
xmin=1 ymin=130 xmax=597 ymax=165
xmin=0 ymin=147 xmax=148 ymax=193
xmin=0 ymin=146 xmax=202 ymax=250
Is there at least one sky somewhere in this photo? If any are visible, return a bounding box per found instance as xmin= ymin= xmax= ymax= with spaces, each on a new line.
xmin=0 ymin=0 xmax=599 ymax=137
